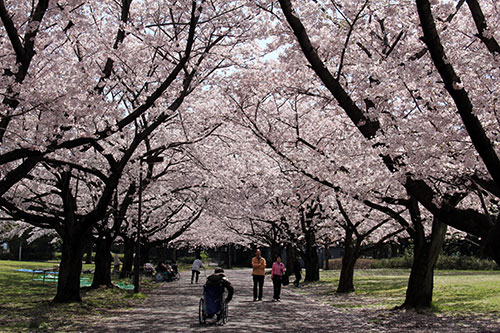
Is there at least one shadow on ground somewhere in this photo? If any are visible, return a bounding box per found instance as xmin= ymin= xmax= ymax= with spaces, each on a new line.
xmin=92 ymin=269 xmax=500 ymax=332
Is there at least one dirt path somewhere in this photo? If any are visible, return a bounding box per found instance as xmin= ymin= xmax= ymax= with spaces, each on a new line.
xmin=93 ymin=269 xmax=500 ymax=332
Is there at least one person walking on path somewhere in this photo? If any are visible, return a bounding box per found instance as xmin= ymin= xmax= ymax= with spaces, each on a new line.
xmin=251 ymin=249 xmax=266 ymax=301
xmin=191 ymin=256 xmax=204 ymax=284
xmin=293 ymin=256 xmax=301 ymax=287
xmin=271 ymin=255 xmax=286 ymax=301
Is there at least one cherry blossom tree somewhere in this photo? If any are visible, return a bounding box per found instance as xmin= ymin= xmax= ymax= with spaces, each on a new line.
xmin=268 ymin=0 xmax=499 ymax=309
xmin=274 ymin=0 xmax=499 ymax=262
xmin=0 ymin=0 xmax=256 ymax=302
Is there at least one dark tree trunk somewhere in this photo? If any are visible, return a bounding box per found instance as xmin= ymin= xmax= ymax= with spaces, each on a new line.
xmin=402 ymin=211 xmax=447 ymax=309
xmin=91 ymin=237 xmax=113 ymax=288
xmin=323 ymin=244 xmax=330 ymax=270
xmin=285 ymin=244 xmax=296 ymax=274
xmin=390 ymin=242 xmax=400 ymax=258
xmin=485 ymin=216 xmax=500 ymax=265
xmin=84 ymin=241 xmax=93 ymax=264
xmin=337 ymin=231 xmax=360 ymax=293
xmin=303 ymin=244 xmax=319 ymax=281
xmin=166 ymin=247 xmax=176 ymax=262
xmin=226 ymin=243 xmax=233 ymax=269
xmin=270 ymin=242 xmax=282 ymax=262
xmin=120 ymin=237 xmax=134 ymax=278
xmin=140 ymin=244 xmax=151 ymax=265
xmin=53 ymin=237 xmax=86 ymax=302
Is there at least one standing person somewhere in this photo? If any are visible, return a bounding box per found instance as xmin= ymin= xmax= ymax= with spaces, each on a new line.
xmin=293 ymin=256 xmax=302 ymax=287
xmin=271 ymin=255 xmax=286 ymax=301
xmin=251 ymin=249 xmax=266 ymax=301
xmin=191 ymin=256 xmax=204 ymax=284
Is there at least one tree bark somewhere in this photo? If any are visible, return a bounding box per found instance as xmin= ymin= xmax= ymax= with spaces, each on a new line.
xmin=285 ymin=244 xmax=296 ymax=274
xmin=402 ymin=213 xmax=447 ymax=309
xmin=53 ymin=237 xmax=85 ymax=302
xmin=337 ymin=231 xmax=360 ymax=293
xmin=166 ymin=247 xmax=176 ymax=262
xmin=226 ymin=243 xmax=233 ymax=269
xmin=323 ymin=243 xmax=330 ymax=270
xmin=140 ymin=244 xmax=151 ymax=265
xmin=120 ymin=236 xmax=134 ymax=278
xmin=84 ymin=242 xmax=93 ymax=264
xmin=303 ymin=242 xmax=319 ymax=281
xmin=270 ymin=242 xmax=282 ymax=262
xmin=91 ymin=236 xmax=113 ymax=288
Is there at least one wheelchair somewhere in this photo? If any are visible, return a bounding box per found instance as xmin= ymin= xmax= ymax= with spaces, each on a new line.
xmin=154 ymin=270 xmax=180 ymax=282
xmin=198 ymin=285 xmax=228 ymax=325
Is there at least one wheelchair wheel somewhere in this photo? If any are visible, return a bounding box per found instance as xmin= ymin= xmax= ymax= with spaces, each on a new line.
xmin=175 ymin=271 xmax=180 ymax=280
xmin=154 ymin=272 xmax=164 ymax=282
xmin=198 ymin=298 xmax=206 ymax=324
xmin=222 ymin=301 xmax=228 ymax=324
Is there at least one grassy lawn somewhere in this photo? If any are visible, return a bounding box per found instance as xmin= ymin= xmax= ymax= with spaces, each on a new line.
xmin=300 ymin=269 xmax=500 ymax=316
xmin=0 ymin=260 xmax=157 ymax=332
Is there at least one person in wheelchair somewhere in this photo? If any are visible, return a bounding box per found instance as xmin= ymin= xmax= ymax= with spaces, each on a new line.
xmin=202 ymin=267 xmax=234 ymax=325
xmin=156 ymin=262 xmax=172 ymax=282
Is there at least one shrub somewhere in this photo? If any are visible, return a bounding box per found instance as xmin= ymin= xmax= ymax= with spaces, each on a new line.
xmin=370 ymin=254 xmax=413 ymax=269
xmin=370 ymin=254 xmax=499 ymax=270
xmin=327 ymin=258 xmax=375 ymax=269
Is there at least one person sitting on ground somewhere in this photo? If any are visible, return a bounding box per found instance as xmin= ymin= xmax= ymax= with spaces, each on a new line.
xmin=143 ymin=262 xmax=155 ymax=275
xmin=204 ymin=267 xmax=234 ymax=325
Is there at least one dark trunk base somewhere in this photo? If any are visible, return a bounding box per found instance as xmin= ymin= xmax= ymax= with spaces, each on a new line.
xmin=53 ymin=238 xmax=85 ymax=303
xmin=401 ymin=218 xmax=447 ymax=309
xmin=303 ymin=250 xmax=320 ymax=282
xmin=91 ymin=237 xmax=113 ymax=288
xmin=336 ymin=254 xmax=357 ymax=293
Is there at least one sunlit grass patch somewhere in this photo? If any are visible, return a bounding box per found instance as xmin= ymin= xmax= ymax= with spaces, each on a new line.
xmin=0 ymin=260 xmax=157 ymax=332
xmin=433 ymin=272 xmax=500 ymax=314
xmin=299 ymin=268 xmax=500 ymax=315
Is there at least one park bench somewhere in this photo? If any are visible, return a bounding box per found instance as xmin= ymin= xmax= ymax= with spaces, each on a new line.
xmin=31 ymin=267 xmax=58 ymax=283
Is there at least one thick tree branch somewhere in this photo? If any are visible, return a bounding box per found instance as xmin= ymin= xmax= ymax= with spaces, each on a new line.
xmin=277 ymin=0 xmax=380 ymax=139
xmin=465 ymin=0 xmax=500 ymax=55
xmin=416 ymin=0 xmax=500 ymax=189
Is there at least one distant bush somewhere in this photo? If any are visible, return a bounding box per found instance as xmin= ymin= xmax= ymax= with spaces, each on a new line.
xmin=327 ymin=258 xmax=375 ymax=270
xmin=0 ymin=252 xmax=14 ymax=260
xmin=177 ymin=256 xmax=196 ymax=265
xmin=370 ymin=254 xmax=499 ymax=270
xmin=370 ymin=253 xmax=413 ymax=269
xmin=435 ymin=255 xmax=499 ymax=270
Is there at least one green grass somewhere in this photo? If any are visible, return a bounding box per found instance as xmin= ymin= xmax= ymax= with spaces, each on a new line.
xmin=0 ymin=260 xmax=157 ymax=332
xmin=301 ymin=269 xmax=500 ymax=315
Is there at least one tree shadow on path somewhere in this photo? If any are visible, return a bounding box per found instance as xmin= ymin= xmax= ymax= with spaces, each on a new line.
xmin=93 ymin=269 xmax=500 ymax=332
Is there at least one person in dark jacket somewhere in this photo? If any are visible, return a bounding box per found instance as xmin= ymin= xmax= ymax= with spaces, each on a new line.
xmin=204 ymin=267 xmax=234 ymax=325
